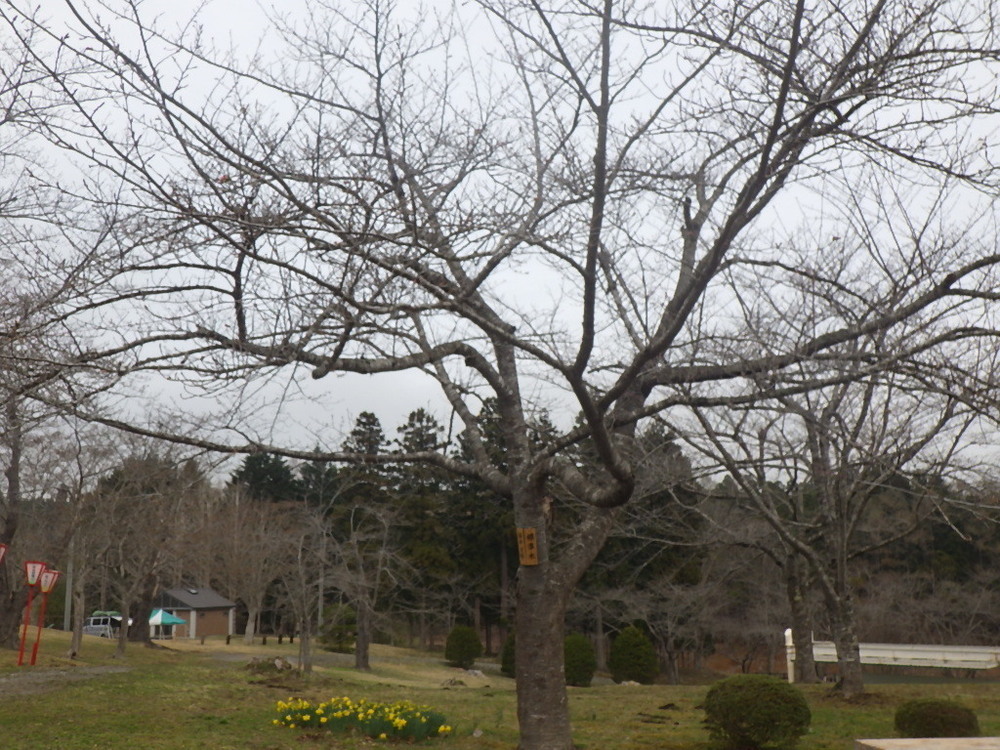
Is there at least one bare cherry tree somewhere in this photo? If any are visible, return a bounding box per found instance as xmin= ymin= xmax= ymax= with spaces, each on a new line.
xmin=324 ymin=497 xmax=408 ymax=672
xmin=81 ymin=451 xmax=203 ymax=654
xmin=0 ymin=23 xmax=59 ymax=646
xmin=0 ymin=12 xmax=135 ymax=647
xmin=685 ymin=329 xmax=992 ymax=695
xmin=10 ymin=419 xmax=124 ymax=657
xmin=6 ymin=1 xmax=1000 ymax=745
xmin=276 ymin=502 xmax=326 ymax=673
xmin=203 ymin=488 xmax=290 ymax=645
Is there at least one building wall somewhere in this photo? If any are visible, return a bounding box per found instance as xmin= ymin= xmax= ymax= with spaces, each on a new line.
xmin=172 ymin=612 xmax=192 ymax=639
xmin=197 ymin=609 xmax=231 ymax=637
xmin=168 ymin=609 xmax=232 ymax=638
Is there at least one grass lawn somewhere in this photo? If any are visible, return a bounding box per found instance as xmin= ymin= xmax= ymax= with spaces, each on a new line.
xmin=3 ymin=632 xmax=1000 ymax=749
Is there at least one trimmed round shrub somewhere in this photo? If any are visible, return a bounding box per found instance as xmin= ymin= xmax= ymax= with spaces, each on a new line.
xmin=703 ymin=674 xmax=811 ymax=749
xmin=608 ymin=625 xmax=658 ymax=684
xmin=444 ymin=625 xmax=483 ymax=669
xmin=894 ymin=699 xmax=979 ymax=738
xmin=564 ymin=633 xmax=597 ymax=687
xmin=500 ymin=631 xmax=516 ymax=677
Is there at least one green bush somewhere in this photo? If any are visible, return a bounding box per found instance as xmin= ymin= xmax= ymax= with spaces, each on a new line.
xmin=703 ymin=674 xmax=811 ymax=749
xmin=608 ymin=625 xmax=658 ymax=684
xmin=444 ymin=625 xmax=483 ymax=669
xmin=894 ymin=699 xmax=979 ymax=738
xmin=317 ymin=604 xmax=356 ymax=653
xmin=500 ymin=631 xmax=516 ymax=677
xmin=564 ymin=633 xmax=597 ymax=687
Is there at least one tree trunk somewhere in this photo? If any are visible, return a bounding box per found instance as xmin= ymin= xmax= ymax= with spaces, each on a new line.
xmin=129 ymin=578 xmax=156 ymax=644
xmin=500 ymin=543 xmax=511 ymax=624
xmin=243 ymin=606 xmax=259 ymax=645
xmin=298 ymin=623 xmax=313 ymax=673
xmin=790 ymin=624 xmax=818 ymax=683
xmin=0 ymin=398 xmax=23 ymax=648
xmin=661 ymin=635 xmax=680 ymax=685
xmin=354 ymin=598 xmax=372 ymax=671
xmin=317 ymin=546 xmax=325 ymax=633
xmin=512 ymin=489 xmax=614 ymax=750
xmin=0 ymin=576 xmax=26 ymax=649
xmin=829 ymin=593 xmax=864 ymax=696
xmin=594 ymin=604 xmax=607 ymax=672
xmin=69 ymin=580 xmax=86 ymax=659
xmin=786 ymin=555 xmax=819 ymax=683
xmin=809 ymin=535 xmax=865 ymax=695
xmin=98 ymin=565 xmax=109 ymax=611
xmin=515 ymin=566 xmax=573 ymax=750
xmin=115 ymin=607 xmax=129 ymax=657
xmin=419 ymin=601 xmax=429 ymax=651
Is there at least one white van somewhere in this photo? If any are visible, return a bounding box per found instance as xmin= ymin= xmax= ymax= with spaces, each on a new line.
xmin=82 ymin=612 xmax=125 ymax=638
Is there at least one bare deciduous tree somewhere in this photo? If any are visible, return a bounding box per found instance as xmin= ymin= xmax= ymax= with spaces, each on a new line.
xmin=87 ymin=452 xmax=203 ymax=654
xmin=6 ymin=1 xmax=1000 ymax=745
xmin=686 ymin=343 xmax=989 ymax=695
xmin=277 ymin=503 xmax=326 ymax=673
xmin=205 ymin=489 xmax=289 ymax=645
xmin=326 ymin=499 xmax=407 ymax=672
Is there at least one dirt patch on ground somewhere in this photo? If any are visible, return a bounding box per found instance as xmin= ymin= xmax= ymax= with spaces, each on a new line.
xmin=0 ymin=665 xmax=130 ymax=696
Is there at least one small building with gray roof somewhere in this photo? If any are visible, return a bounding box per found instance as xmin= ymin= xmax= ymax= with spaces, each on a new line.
xmin=153 ymin=587 xmax=236 ymax=639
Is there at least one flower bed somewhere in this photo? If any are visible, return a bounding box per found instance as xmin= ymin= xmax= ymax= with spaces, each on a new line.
xmin=272 ymin=695 xmax=452 ymax=741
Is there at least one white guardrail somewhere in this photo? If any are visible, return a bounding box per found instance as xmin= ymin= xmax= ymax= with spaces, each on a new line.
xmin=783 ymin=628 xmax=1000 ymax=682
